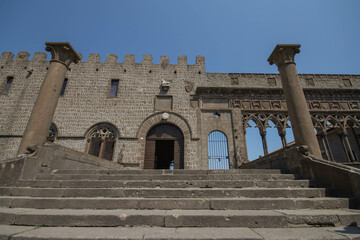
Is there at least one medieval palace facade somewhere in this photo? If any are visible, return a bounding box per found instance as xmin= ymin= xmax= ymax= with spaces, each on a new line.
xmin=1 ymin=50 xmax=359 ymax=169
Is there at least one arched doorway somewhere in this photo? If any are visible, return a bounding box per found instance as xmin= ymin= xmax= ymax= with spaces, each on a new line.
xmin=144 ymin=124 xmax=184 ymax=169
xmin=208 ymin=131 xmax=229 ymax=169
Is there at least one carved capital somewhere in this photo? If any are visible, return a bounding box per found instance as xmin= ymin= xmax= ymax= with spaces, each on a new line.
xmin=45 ymin=42 xmax=82 ymax=68
xmin=267 ymin=44 xmax=301 ymax=68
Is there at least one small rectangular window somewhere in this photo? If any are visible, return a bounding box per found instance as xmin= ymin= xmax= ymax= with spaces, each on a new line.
xmin=110 ymin=79 xmax=119 ymax=97
xmin=3 ymin=76 xmax=14 ymax=95
xmin=60 ymin=78 xmax=68 ymax=96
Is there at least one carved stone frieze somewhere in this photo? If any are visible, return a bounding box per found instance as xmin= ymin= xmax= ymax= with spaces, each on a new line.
xmin=231 ymin=99 xmax=360 ymax=112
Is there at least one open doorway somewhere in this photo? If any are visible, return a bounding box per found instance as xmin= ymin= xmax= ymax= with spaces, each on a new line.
xmin=144 ymin=124 xmax=184 ymax=169
xmin=155 ymin=140 xmax=174 ymax=169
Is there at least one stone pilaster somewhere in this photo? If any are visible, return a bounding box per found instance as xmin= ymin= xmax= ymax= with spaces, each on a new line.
xmin=17 ymin=42 xmax=81 ymax=155
xmin=268 ymin=44 xmax=322 ymax=158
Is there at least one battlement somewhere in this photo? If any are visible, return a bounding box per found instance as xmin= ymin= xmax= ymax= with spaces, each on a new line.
xmin=1 ymin=51 xmax=359 ymax=80
xmin=0 ymin=51 xmax=206 ymax=67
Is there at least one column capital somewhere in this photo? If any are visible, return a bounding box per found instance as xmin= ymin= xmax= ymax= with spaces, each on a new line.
xmin=45 ymin=42 xmax=82 ymax=68
xmin=267 ymin=44 xmax=301 ymax=68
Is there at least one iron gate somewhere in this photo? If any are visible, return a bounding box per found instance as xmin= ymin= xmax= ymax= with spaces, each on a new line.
xmin=208 ymin=131 xmax=229 ymax=169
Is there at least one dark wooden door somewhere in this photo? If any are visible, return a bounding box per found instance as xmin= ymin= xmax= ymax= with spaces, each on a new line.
xmin=144 ymin=124 xmax=184 ymax=169
xmin=144 ymin=140 xmax=156 ymax=169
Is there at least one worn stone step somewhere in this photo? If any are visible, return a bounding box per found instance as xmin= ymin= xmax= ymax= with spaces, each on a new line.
xmin=1 ymin=225 xmax=359 ymax=240
xmin=0 ymin=196 xmax=353 ymax=210
xmin=0 ymin=208 xmax=359 ymax=228
xmin=35 ymin=173 xmax=297 ymax=181
xmin=51 ymin=169 xmax=283 ymax=175
xmin=0 ymin=187 xmax=326 ymax=198
xmin=17 ymin=179 xmax=310 ymax=189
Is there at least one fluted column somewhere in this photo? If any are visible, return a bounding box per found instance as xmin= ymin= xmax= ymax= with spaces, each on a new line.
xmin=17 ymin=42 xmax=81 ymax=155
xmin=268 ymin=44 xmax=321 ymax=158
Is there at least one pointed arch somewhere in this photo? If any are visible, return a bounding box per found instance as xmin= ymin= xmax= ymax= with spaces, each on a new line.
xmin=244 ymin=114 xmax=264 ymax=134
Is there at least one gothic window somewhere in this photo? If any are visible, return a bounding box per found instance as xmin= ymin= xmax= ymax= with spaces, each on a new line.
xmin=86 ymin=124 xmax=118 ymax=161
xmin=2 ymin=76 xmax=13 ymax=95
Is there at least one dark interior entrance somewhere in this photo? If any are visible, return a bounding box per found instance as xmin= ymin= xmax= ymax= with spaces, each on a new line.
xmin=155 ymin=140 xmax=174 ymax=169
xmin=144 ymin=124 xmax=184 ymax=169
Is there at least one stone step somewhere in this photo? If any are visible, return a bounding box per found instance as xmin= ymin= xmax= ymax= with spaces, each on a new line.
xmin=0 ymin=196 xmax=353 ymax=210
xmin=17 ymin=179 xmax=311 ymax=188
xmin=0 ymin=187 xmax=326 ymax=198
xmin=1 ymin=208 xmax=359 ymax=228
xmin=35 ymin=173 xmax=297 ymax=181
xmin=1 ymin=225 xmax=359 ymax=240
xmin=51 ymin=169 xmax=283 ymax=175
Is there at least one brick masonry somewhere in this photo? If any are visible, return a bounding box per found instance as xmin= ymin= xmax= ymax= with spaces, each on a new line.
xmin=1 ymin=51 xmax=360 ymax=167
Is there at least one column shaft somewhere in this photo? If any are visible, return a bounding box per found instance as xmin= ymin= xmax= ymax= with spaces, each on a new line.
xmin=261 ymin=132 xmax=268 ymax=155
xmin=17 ymin=42 xmax=80 ymax=155
xmin=278 ymin=63 xmax=321 ymax=157
xmin=268 ymin=44 xmax=321 ymax=158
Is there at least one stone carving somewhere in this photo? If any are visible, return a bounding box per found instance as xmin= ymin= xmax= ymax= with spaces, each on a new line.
xmin=185 ymin=81 xmax=194 ymax=92
xmin=91 ymin=127 xmax=116 ymax=140
xmin=230 ymin=99 xmax=360 ymax=112
xmin=252 ymin=101 xmax=261 ymax=109
xmin=161 ymin=79 xmax=170 ymax=91
xmin=231 ymin=100 xmax=241 ymax=108
xmin=231 ymin=77 xmax=239 ymax=85
xmin=305 ymin=78 xmax=315 ymax=86
xmin=271 ymin=101 xmax=281 ymax=109
xmin=330 ymin=102 xmax=341 ymax=110
xmin=311 ymin=101 xmax=321 ymax=109
xmin=350 ymin=101 xmax=359 ymax=110
xmin=267 ymin=78 xmax=276 ymax=86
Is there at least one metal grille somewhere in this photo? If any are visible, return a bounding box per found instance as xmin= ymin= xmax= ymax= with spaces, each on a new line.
xmin=208 ymin=131 xmax=229 ymax=169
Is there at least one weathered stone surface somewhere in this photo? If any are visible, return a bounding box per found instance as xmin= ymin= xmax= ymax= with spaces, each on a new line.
xmin=252 ymin=227 xmax=349 ymax=239
xmin=0 ymin=225 xmax=34 ymax=240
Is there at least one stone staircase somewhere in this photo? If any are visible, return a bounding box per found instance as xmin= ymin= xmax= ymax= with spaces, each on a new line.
xmin=0 ymin=169 xmax=359 ymax=239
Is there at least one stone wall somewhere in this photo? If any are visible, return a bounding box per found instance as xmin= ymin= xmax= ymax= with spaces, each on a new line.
xmin=1 ymin=51 xmax=360 ymax=168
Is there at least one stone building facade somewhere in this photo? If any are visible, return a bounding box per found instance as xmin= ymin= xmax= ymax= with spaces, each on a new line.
xmin=1 ymin=51 xmax=360 ymax=169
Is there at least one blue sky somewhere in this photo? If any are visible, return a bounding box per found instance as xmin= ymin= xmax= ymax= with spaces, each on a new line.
xmin=1 ymin=0 xmax=359 ymax=161
xmin=1 ymin=0 xmax=359 ymax=74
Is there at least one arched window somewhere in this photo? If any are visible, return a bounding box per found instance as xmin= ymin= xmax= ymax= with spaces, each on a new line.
xmin=245 ymin=120 xmax=264 ymax=161
xmin=208 ymin=131 xmax=229 ymax=169
xmin=265 ymin=120 xmax=283 ymax=153
xmin=86 ymin=124 xmax=118 ymax=161
xmin=47 ymin=123 xmax=58 ymax=142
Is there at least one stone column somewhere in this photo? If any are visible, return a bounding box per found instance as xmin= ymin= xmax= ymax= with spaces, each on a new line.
xmin=319 ymin=132 xmax=333 ymax=161
xmin=268 ymin=44 xmax=321 ymax=158
xmin=17 ymin=42 xmax=81 ymax=155
xmin=322 ymin=132 xmax=334 ymax=161
xmin=260 ymin=131 xmax=268 ymax=155
xmin=280 ymin=132 xmax=287 ymax=147
xmin=339 ymin=131 xmax=356 ymax=162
